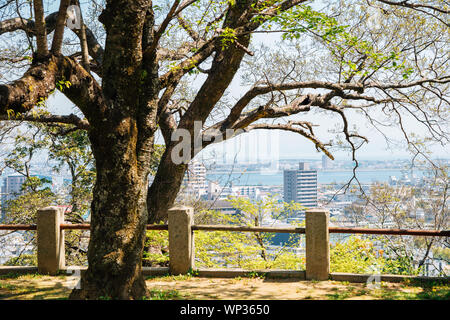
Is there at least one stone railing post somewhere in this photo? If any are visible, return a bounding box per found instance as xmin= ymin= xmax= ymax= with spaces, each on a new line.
xmin=305 ymin=208 xmax=330 ymax=280
xmin=37 ymin=206 xmax=65 ymax=275
xmin=168 ymin=206 xmax=194 ymax=275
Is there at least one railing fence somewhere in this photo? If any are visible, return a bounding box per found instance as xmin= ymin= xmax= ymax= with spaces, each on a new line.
xmin=0 ymin=206 xmax=449 ymax=280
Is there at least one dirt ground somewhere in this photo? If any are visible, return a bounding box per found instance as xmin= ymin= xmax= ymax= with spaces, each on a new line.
xmin=146 ymin=276 xmax=423 ymax=300
xmin=0 ymin=274 xmax=448 ymax=300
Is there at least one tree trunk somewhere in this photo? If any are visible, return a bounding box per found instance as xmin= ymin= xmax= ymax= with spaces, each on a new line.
xmin=70 ymin=120 xmax=150 ymax=299
xmin=68 ymin=1 xmax=155 ymax=299
xmin=147 ymin=146 xmax=187 ymax=223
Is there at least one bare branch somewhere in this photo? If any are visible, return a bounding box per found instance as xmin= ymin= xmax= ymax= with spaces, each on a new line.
xmin=246 ymin=122 xmax=334 ymax=159
xmin=0 ymin=11 xmax=104 ymax=67
xmin=0 ymin=12 xmax=58 ymax=36
xmin=148 ymin=0 xmax=182 ymax=55
xmin=375 ymin=0 xmax=450 ymax=14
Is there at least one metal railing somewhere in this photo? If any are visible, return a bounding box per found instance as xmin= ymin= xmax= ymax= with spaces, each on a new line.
xmin=2 ymin=223 xmax=449 ymax=237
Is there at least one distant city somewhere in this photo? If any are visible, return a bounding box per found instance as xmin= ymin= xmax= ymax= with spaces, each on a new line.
xmin=1 ymin=156 xmax=449 ymax=274
xmin=176 ymin=156 xmax=444 ymax=222
xmin=2 ymin=156 xmax=447 ymax=223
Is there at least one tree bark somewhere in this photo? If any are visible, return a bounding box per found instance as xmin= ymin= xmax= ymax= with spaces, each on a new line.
xmin=147 ymin=147 xmax=187 ymax=223
xmin=69 ymin=0 xmax=154 ymax=298
xmin=69 ymin=120 xmax=151 ymax=299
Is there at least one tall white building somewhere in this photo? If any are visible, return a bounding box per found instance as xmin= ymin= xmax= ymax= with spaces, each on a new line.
xmin=181 ymin=160 xmax=207 ymax=198
xmin=1 ymin=175 xmax=52 ymax=221
xmin=1 ymin=175 xmax=27 ymax=221
xmin=283 ymin=162 xmax=318 ymax=208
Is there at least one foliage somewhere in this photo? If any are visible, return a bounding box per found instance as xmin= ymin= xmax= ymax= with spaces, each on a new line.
xmin=144 ymin=288 xmax=184 ymax=300
xmin=347 ymin=164 xmax=449 ymax=276
xmin=330 ymin=235 xmax=424 ymax=275
xmin=258 ymin=4 xmax=348 ymax=41
xmin=0 ymin=123 xmax=93 ymax=266
xmin=145 ymin=193 xmax=444 ymax=275
xmin=149 ymin=144 xmax=165 ymax=176
xmin=3 ymin=184 xmax=56 ymax=225
xmin=46 ymin=126 xmax=95 ymax=222
xmin=433 ymin=247 xmax=450 ymax=263
xmin=195 ymin=197 xmax=305 ymax=270
xmin=143 ymin=229 xmax=169 ymax=266
xmin=144 ymin=197 xmax=306 ymax=269
xmin=330 ymin=235 xmax=385 ymax=273
xmin=4 ymin=254 xmax=37 ymax=266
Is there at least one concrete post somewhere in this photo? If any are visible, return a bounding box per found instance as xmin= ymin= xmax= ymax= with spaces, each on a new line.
xmin=305 ymin=208 xmax=330 ymax=280
xmin=37 ymin=206 xmax=65 ymax=275
xmin=168 ymin=206 xmax=194 ymax=275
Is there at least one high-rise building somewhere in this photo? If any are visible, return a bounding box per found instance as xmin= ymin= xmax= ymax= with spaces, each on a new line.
xmin=1 ymin=175 xmax=27 ymax=221
xmin=283 ymin=162 xmax=318 ymax=208
xmin=181 ymin=160 xmax=207 ymax=197
xmin=1 ymin=175 xmax=52 ymax=221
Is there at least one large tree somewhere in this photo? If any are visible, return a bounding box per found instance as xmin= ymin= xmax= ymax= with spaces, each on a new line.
xmin=0 ymin=0 xmax=448 ymax=299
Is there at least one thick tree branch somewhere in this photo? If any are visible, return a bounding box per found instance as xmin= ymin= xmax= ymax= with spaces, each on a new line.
xmin=33 ymin=0 xmax=49 ymax=59
xmin=158 ymin=38 xmax=216 ymax=88
xmin=0 ymin=12 xmax=58 ymax=36
xmin=0 ymin=55 xmax=105 ymax=125
xmin=0 ymin=112 xmax=90 ymax=129
xmin=51 ymin=0 xmax=71 ymax=55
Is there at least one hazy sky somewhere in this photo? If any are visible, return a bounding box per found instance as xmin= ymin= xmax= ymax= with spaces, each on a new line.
xmin=47 ymin=85 xmax=448 ymax=164
xmin=43 ymin=14 xmax=448 ymax=164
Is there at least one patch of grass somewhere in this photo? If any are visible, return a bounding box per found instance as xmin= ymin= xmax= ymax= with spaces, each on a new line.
xmin=146 ymin=273 xmax=195 ymax=282
xmin=146 ymin=270 xmax=200 ymax=281
xmin=0 ymin=272 xmax=42 ymax=280
xmin=143 ymin=288 xmax=184 ymax=300
xmin=394 ymin=279 xmax=450 ymax=300
xmin=326 ymin=290 xmax=353 ymax=300
xmin=145 ymin=272 xmax=170 ymax=280
xmin=415 ymin=287 xmax=450 ymax=300
xmin=0 ymin=282 xmax=70 ymax=300
xmin=324 ymin=280 xmax=450 ymax=300
xmin=355 ymin=289 xmax=368 ymax=296
xmin=245 ymin=271 xmax=267 ymax=279
xmin=331 ymin=287 xmax=339 ymax=291
xmin=187 ymin=268 xmax=200 ymax=277
xmin=0 ymin=283 xmax=17 ymax=290
xmin=406 ymin=278 xmax=449 ymax=288
xmin=373 ymin=289 xmax=416 ymax=300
